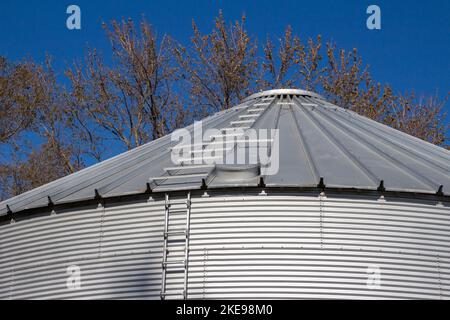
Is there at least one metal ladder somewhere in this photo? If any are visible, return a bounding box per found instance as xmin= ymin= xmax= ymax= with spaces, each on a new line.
xmin=160 ymin=192 xmax=192 ymax=300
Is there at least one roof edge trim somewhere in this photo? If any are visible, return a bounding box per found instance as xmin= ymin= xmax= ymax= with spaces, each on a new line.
xmin=1 ymin=185 xmax=448 ymax=225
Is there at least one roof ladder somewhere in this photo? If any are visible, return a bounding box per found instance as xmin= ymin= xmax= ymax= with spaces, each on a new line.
xmin=160 ymin=192 xmax=192 ymax=300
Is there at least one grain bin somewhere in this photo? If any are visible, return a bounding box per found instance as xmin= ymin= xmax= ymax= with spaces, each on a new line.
xmin=1 ymin=89 xmax=449 ymax=299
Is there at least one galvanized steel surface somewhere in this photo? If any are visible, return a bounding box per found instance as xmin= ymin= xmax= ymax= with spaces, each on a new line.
xmin=1 ymin=89 xmax=449 ymax=216
xmin=1 ymin=191 xmax=449 ymax=299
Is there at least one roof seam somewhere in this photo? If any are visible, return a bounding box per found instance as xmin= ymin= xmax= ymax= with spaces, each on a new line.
xmin=326 ymin=103 xmax=450 ymax=174
xmin=312 ymin=96 xmax=450 ymax=162
xmin=293 ymin=97 xmax=380 ymax=186
xmin=289 ymin=104 xmax=320 ymax=183
xmin=312 ymin=102 xmax=441 ymax=190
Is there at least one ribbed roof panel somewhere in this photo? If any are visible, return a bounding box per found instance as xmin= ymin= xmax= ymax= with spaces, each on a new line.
xmin=1 ymin=89 xmax=449 ymax=215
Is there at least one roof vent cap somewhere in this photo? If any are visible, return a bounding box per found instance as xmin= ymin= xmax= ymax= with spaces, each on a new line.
xmin=213 ymin=164 xmax=260 ymax=182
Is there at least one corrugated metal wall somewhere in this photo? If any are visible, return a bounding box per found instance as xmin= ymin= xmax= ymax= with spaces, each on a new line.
xmin=187 ymin=192 xmax=450 ymax=299
xmin=1 ymin=191 xmax=449 ymax=299
xmin=0 ymin=200 xmax=165 ymax=299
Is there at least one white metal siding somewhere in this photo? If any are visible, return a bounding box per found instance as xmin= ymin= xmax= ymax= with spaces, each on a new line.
xmin=0 ymin=201 xmax=165 ymax=299
xmin=1 ymin=192 xmax=449 ymax=299
xmin=187 ymin=193 xmax=450 ymax=299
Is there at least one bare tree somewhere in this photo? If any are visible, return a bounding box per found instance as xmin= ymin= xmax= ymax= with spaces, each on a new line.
xmin=386 ymin=92 xmax=448 ymax=146
xmin=174 ymin=11 xmax=258 ymax=114
xmin=0 ymin=57 xmax=43 ymax=146
xmin=0 ymin=57 xmax=81 ymax=200
xmin=0 ymin=142 xmax=74 ymax=199
xmin=66 ymin=18 xmax=182 ymax=155
xmin=320 ymin=44 xmax=395 ymax=122
xmin=259 ymin=26 xmax=298 ymax=89
xmin=259 ymin=31 xmax=324 ymax=91
xmin=260 ymin=34 xmax=447 ymax=147
xmin=295 ymin=35 xmax=324 ymax=91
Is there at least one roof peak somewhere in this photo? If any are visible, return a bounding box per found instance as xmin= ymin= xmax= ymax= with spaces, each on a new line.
xmin=244 ymin=88 xmax=323 ymax=101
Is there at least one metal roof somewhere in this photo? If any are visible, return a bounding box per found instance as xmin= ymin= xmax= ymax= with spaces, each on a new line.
xmin=1 ymin=89 xmax=449 ymax=215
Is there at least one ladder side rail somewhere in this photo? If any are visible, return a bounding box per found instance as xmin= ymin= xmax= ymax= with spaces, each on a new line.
xmin=183 ymin=192 xmax=192 ymax=299
xmin=160 ymin=193 xmax=170 ymax=299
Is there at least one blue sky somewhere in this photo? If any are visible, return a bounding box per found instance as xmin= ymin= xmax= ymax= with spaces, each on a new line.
xmin=0 ymin=0 xmax=449 ymax=130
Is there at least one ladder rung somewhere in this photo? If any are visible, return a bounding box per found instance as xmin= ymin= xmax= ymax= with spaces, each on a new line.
xmin=172 ymin=137 xmax=265 ymax=149
xmin=176 ymin=155 xmax=222 ymax=163
xmin=166 ymin=209 xmax=187 ymax=215
xmin=239 ymin=114 xmax=259 ymax=118
xmin=230 ymin=120 xmax=254 ymax=125
xmin=248 ymin=108 xmax=265 ymax=112
xmin=234 ymin=104 xmax=249 ymax=110
xmin=208 ymin=139 xmax=266 ymax=146
xmin=167 ymin=200 xmax=190 ymax=206
xmin=189 ymin=147 xmax=233 ymax=154
xmin=220 ymin=127 xmax=250 ymax=132
xmin=170 ymin=141 xmax=218 ymax=150
xmin=163 ymin=260 xmax=186 ymax=266
xmin=164 ymin=230 xmax=187 ymax=237
xmin=210 ymin=133 xmax=242 ymax=139
xmin=165 ymin=201 xmax=186 ymax=208
xmin=160 ymin=291 xmax=185 ymax=298
xmin=189 ymin=148 xmax=226 ymax=154
xmin=164 ymin=164 xmax=215 ymax=172
xmin=150 ymin=173 xmax=206 ymax=180
xmin=301 ymin=103 xmax=318 ymax=106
